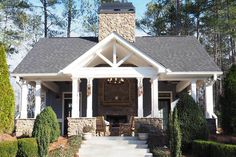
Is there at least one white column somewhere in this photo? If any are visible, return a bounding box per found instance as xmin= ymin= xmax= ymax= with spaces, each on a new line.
xmin=87 ymin=78 xmax=93 ymax=118
xmin=72 ymin=77 xmax=80 ymax=118
xmin=137 ymin=78 xmax=143 ymax=117
xmin=205 ymin=82 xmax=214 ymax=118
xmin=191 ymin=80 xmax=197 ymax=102
xmin=35 ymin=80 xmax=41 ymax=118
xmin=151 ymin=77 xmax=159 ymax=118
xmin=20 ymin=81 xmax=28 ymax=119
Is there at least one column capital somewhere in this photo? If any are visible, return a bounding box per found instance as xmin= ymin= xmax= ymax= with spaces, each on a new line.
xmin=204 ymin=78 xmax=215 ymax=87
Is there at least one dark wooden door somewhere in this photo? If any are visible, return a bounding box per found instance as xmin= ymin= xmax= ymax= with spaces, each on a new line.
xmin=64 ymin=99 xmax=72 ymax=135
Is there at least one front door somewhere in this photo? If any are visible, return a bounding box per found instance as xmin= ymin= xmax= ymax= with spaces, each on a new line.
xmin=63 ymin=93 xmax=72 ymax=135
xmin=159 ymin=99 xmax=171 ymax=130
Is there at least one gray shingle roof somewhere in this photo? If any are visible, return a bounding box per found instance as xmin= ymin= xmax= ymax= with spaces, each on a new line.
xmin=13 ymin=36 xmax=221 ymax=74
xmin=133 ymin=36 xmax=221 ymax=72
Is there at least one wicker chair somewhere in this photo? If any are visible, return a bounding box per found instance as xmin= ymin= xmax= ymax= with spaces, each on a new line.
xmin=119 ymin=116 xmax=135 ymax=136
xmin=96 ymin=116 xmax=106 ymax=136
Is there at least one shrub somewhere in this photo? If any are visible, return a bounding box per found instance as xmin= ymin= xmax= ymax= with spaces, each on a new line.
xmin=176 ymin=93 xmax=208 ymax=151
xmin=32 ymin=107 xmax=60 ymax=157
xmin=169 ymin=108 xmax=181 ymax=157
xmin=193 ymin=140 xmax=236 ymax=157
xmin=0 ymin=140 xmax=18 ymax=157
xmin=221 ymin=64 xmax=236 ymax=135
xmin=17 ymin=138 xmax=38 ymax=157
xmin=49 ymin=135 xmax=82 ymax=157
xmin=0 ymin=45 xmax=15 ymax=134
xmin=152 ymin=147 xmax=170 ymax=157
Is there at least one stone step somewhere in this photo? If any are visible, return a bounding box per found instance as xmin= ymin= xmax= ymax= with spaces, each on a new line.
xmin=83 ymin=139 xmax=147 ymax=145
xmin=79 ymin=136 xmax=152 ymax=157
xmin=79 ymin=152 xmax=153 ymax=157
xmin=80 ymin=143 xmax=149 ymax=149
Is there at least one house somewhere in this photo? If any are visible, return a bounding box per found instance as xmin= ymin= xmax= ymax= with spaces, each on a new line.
xmin=13 ymin=2 xmax=222 ymax=136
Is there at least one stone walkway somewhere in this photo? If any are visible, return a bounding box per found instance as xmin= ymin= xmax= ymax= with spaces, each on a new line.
xmin=79 ymin=136 xmax=153 ymax=157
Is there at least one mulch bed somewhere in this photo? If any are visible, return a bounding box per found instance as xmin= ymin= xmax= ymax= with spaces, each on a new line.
xmin=0 ymin=134 xmax=17 ymax=142
xmin=48 ymin=136 xmax=68 ymax=152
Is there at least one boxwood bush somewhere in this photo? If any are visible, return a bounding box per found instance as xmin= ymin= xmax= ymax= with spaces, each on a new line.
xmin=193 ymin=140 xmax=236 ymax=157
xmin=17 ymin=138 xmax=38 ymax=157
xmin=0 ymin=140 xmax=18 ymax=157
xmin=32 ymin=107 xmax=60 ymax=157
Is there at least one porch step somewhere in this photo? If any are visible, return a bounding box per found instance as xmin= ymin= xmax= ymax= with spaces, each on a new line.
xmin=79 ymin=136 xmax=153 ymax=157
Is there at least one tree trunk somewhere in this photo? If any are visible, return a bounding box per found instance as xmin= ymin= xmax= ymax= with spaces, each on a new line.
xmin=43 ymin=0 xmax=48 ymax=38
xmin=67 ymin=0 xmax=72 ymax=37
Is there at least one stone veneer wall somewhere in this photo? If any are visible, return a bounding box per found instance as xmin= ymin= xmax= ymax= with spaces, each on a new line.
xmin=15 ymin=119 xmax=35 ymax=137
xmin=134 ymin=117 xmax=163 ymax=135
xmin=99 ymin=13 xmax=135 ymax=42
xmin=67 ymin=118 xmax=96 ymax=137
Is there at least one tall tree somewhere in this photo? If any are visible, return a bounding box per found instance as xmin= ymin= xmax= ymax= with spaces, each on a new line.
xmin=38 ymin=0 xmax=61 ymax=37
xmin=62 ymin=0 xmax=78 ymax=37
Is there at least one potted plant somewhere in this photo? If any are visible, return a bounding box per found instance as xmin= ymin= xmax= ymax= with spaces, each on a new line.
xmin=83 ymin=125 xmax=94 ymax=140
xmin=137 ymin=125 xmax=149 ymax=140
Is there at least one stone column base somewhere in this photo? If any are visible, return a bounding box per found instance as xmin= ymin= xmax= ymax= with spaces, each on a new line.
xmin=15 ymin=119 xmax=35 ymax=137
xmin=67 ymin=117 xmax=96 ymax=137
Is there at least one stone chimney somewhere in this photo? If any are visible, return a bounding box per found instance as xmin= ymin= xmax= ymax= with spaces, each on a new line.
xmin=98 ymin=2 xmax=135 ymax=42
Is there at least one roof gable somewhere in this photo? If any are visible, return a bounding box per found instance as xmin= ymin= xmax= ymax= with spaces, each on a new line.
xmin=62 ymin=32 xmax=167 ymax=74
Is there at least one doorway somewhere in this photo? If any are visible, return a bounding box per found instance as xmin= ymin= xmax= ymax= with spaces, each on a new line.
xmin=159 ymin=92 xmax=172 ymax=130
xmin=63 ymin=93 xmax=72 ymax=135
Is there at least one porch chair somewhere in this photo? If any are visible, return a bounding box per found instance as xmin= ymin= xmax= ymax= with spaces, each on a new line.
xmin=119 ymin=116 xmax=135 ymax=136
xmin=96 ymin=116 xmax=106 ymax=136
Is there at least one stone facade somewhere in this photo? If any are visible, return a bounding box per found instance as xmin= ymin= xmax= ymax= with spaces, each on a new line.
xmin=67 ymin=118 xmax=96 ymax=136
xmin=99 ymin=13 xmax=135 ymax=42
xmin=134 ymin=117 xmax=163 ymax=135
xmin=15 ymin=119 xmax=35 ymax=137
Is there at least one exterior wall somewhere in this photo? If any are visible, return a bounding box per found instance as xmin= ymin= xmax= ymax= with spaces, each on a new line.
xmin=15 ymin=119 xmax=35 ymax=137
xmin=67 ymin=117 xmax=96 ymax=136
xmin=46 ymin=89 xmax=62 ymax=119
xmin=99 ymin=13 xmax=135 ymax=42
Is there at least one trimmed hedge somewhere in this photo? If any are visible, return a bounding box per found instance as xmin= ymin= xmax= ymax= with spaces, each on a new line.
xmin=0 ymin=140 xmax=18 ymax=157
xmin=0 ymin=44 xmax=15 ymax=134
xmin=17 ymin=138 xmax=38 ymax=157
xmin=193 ymin=140 xmax=236 ymax=157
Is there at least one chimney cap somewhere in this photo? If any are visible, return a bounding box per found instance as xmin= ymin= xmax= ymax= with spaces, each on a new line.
xmin=99 ymin=2 xmax=135 ymax=14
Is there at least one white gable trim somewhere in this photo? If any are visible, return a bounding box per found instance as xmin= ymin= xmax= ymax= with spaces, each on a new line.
xmin=61 ymin=32 xmax=167 ymax=74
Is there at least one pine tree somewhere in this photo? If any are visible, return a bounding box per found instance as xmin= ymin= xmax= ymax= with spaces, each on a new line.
xmin=0 ymin=44 xmax=15 ymax=134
